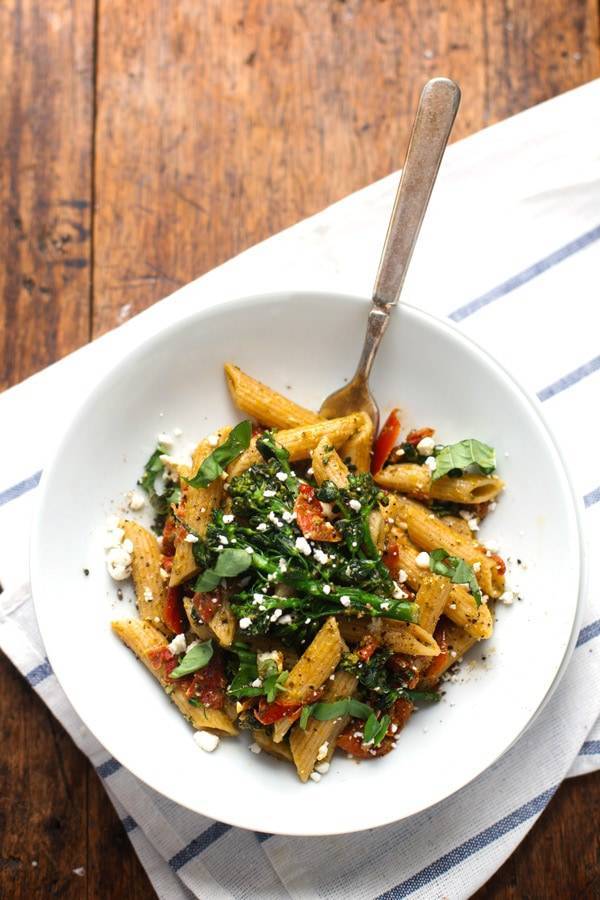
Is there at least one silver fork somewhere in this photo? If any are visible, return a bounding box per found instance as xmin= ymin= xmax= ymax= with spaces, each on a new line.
xmin=319 ymin=77 xmax=461 ymax=432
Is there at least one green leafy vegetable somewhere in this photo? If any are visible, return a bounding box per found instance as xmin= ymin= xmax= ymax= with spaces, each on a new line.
xmin=195 ymin=548 xmax=253 ymax=591
xmin=299 ymin=697 xmax=373 ymax=729
xmin=185 ymin=420 xmax=252 ymax=488
xmin=256 ymin=431 xmax=292 ymax=473
xmin=137 ymin=444 xmax=180 ymax=532
xmin=432 ymin=439 xmax=496 ymax=481
xmin=226 ymin=643 xmax=288 ymax=701
xmin=263 ymin=669 xmax=289 ymax=703
xmin=170 ymin=640 xmax=213 ymax=678
xmin=429 ymin=549 xmax=482 ymax=605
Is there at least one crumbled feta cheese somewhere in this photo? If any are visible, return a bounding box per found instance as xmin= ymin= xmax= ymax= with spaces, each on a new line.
xmin=416 ymin=436 xmax=436 ymax=455
xmin=309 ymin=771 xmax=322 ymax=783
xmin=239 ymin=617 xmax=252 ymax=629
xmin=381 ymin=601 xmax=390 ymax=610
xmin=159 ymin=567 xmax=169 ymax=580
xmin=157 ymin=432 xmax=174 ymax=448
xmin=500 ymin=590 xmax=515 ymax=606
xmin=168 ymin=633 xmax=187 ymax=655
xmin=279 ymin=614 xmax=292 ymax=625
xmin=467 ymin=518 xmax=479 ymax=532
xmin=281 ymin=510 xmax=295 ymax=523
xmin=270 ymin=608 xmax=283 ymax=622
xmin=218 ymin=535 xmax=229 ymax=545
xmin=275 ymin=471 xmax=288 ymax=482
xmin=173 ymin=427 xmax=183 ymax=437
xmin=424 ymin=456 xmax=437 ymax=472
xmin=184 ymin=533 xmax=199 ymax=543
xmin=397 ymin=568 xmax=408 ymax=584
xmin=263 ymin=489 xmax=276 ymax=498
xmin=489 ymin=501 xmax=497 ymax=511
xmin=122 ymin=538 xmax=134 ymax=554
xmin=322 ymin=584 xmax=331 ymax=595
xmin=390 ymin=723 xmax=398 ymax=733
xmin=222 ymin=514 xmax=234 ymax=524
xmin=127 ymin=490 xmax=145 ymax=511
xmin=415 ymin=551 xmax=430 ymax=569
xmin=392 ymin=582 xmax=406 ymax=599
xmin=193 ymin=731 xmax=220 ymax=752
xmin=295 ymin=536 xmax=312 ymax=556
xmin=315 ymin=761 xmax=330 ymax=774
xmin=339 ymin=595 xmax=351 ymax=607
xmin=251 ymin=678 xmax=263 ymax=688
xmin=313 ymin=548 xmax=329 ymax=565
xmin=473 ymin=562 xmax=481 ymax=573
xmin=143 ymin=586 xmax=153 ymax=602
xmin=105 ymin=546 xmax=132 ymax=581
xmin=459 ymin=510 xmax=471 ymax=521
xmin=268 ymin=511 xmax=282 ymax=526
xmin=257 ymin=523 xmax=268 ymax=532
xmin=278 ymin=559 xmax=288 ymax=573
xmin=249 ymin=742 xmax=262 ymax=754
xmin=207 ymin=433 xmax=219 ymax=446
xmin=484 ymin=539 xmax=500 ymax=553
xmin=348 ymin=499 xmax=362 ymax=512
xmin=316 ymin=741 xmax=329 ymax=761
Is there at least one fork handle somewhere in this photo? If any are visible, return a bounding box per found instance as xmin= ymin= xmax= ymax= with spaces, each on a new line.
xmin=372 ymin=78 xmax=460 ymax=309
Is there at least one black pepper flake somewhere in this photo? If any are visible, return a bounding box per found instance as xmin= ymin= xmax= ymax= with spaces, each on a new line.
xmin=83 ymin=568 xmax=90 ymax=577
xmin=117 ymin=588 xmax=124 ymax=600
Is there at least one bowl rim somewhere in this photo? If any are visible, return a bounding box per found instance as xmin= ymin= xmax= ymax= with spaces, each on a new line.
xmin=30 ymin=289 xmax=586 ymax=835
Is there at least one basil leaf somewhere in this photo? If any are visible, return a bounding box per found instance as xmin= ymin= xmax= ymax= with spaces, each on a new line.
xmin=264 ymin=670 xmax=288 ymax=703
xmin=299 ymin=704 xmax=314 ymax=730
xmin=185 ymin=421 xmax=252 ymax=488
xmin=373 ymin=714 xmax=391 ymax=747
xmin=195 ymin=548 xmax=253 ymax=591
xmin=227 ymin=643 xmax=261 ymax=697
xmin=432 ymin=439 xmax=496 ymax=481
xmin=300 ymin=697 xmax=374 ymax=729
xmin=429 ymin=549 xmax=482 ymax=605
xmin=363 ymin=711 xmax=380 ymax=744
xmin=170 ymin=640 xmax=213 ymax=678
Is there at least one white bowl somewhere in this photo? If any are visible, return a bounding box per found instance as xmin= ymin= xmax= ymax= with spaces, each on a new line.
xmin=31 ymin=292 xmax=584 ymax=835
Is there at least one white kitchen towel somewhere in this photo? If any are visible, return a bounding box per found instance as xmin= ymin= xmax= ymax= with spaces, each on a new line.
xmin=1 ymin=79 xmax=600 ymax=899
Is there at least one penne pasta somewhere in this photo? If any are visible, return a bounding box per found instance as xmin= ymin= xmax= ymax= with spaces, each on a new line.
xmin=311 ymin=437 xmax=350 ymax=488
xmin=169 ymin=430 xmax=229 ymax=587
xmin=419 ymin=618 xmax=478 ymax=689
xmin=387 ymin=495 xmax=504 ymax=598
xmin=337 ymin=617 xmax=440 ymax=657
xmin=120 ymin=520 xmax=169 ymax=633
xmin=228 ymin=414 xmax=363 ymax=477
xmin=339 ymin=411 xmax=374 ymax=473
xmin=251 ymin=730 xmax=294 ymax=762
xmin=389 ymin=527 xmax=494 ymax=639
xmin=182 ymin=597 xmax=212 ymax=641
xmin=414 ymin=573 xmax=453 ymax=634
xmin=224 ymin=363 xmax=321 ymax=429
xmin=112 ymin=618 xmax=237 ymax=735
xmin=375 ymin=464 xmax=504 ymax=505
xmin=289 ymin=670 xmax=357 ymax=782
xmin=272 ymin=617 xmax=345 ymax=743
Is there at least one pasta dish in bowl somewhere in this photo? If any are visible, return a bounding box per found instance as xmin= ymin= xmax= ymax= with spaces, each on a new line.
xmin=31 ymin=291 xmax=583 ymax=834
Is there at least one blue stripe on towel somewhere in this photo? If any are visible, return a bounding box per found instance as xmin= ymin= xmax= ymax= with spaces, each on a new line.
xmin=0 ymin=470 xmax=42 ymax=507
xmin=169 ymin=822 xmax=232 ymax=871
xmin=449 ymin=224 xmax=600 ymax=322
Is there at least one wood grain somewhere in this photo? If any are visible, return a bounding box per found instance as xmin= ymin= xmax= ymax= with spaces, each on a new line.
xmin=1 ymin=0 xmax=599 ymax=897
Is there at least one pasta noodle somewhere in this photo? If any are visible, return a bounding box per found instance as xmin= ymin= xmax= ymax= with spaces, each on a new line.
xmin=224 ymin=363 xmax=321 ymax=429
xmin=375 ymin=464 xmax=504 ymax=504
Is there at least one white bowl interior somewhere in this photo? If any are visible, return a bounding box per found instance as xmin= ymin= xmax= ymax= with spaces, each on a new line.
xmin=31 ymin=292 xmax=581 ymax=835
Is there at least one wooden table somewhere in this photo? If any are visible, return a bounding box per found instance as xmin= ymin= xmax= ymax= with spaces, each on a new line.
xmin=1 ymin=2 xmax=599 ymax=896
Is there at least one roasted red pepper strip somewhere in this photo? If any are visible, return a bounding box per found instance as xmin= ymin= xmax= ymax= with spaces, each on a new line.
xmin=254 ymin=699 xmax=303 ymax=726
xmin=185 ymin=653 xmax=226 ymax=709
xmin=164 ymin=586 xmax=186 ymax=634
xmin=193 ymin=589 xmax=223 ymax=624
xmin=490 ymin=552 xmax=506 ymax=577
xmin=294 ymin=483 xmax=340 ymax=543
xmin=382 ymin=542 xmax=400 ymax=579
xmin=357 ymin=634 xmax=380 ymax=663
xmin=405 ymin=426 xmax=434 ymax=446
xmin=422 ymin=623 xmax=449 ymax=684
xmin=371 ymin=409 xmax=401 ymax=474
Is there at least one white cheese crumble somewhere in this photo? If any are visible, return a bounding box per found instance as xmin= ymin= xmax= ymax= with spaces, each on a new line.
xmin=184 ymin=533 xmax=199 ymax=543
xmin=257 ymin=523 xmax=268 ymax=532
xmin=415 ymin=551 xmax=430 ymax=569
xmin=168 ymin=633 xmax=187 ymax=655
xmin=218 ymin=535 xmax=229 ymax=545
xmin=322 ymin=584 xmax=331 ymax=595
xmin=348 ymin=499 xmax=362 ymax=512
xmin=484 ymin=539 xmax=500 ymax=553
xmin=239 ymin=617 xmax=252 ymax=629
xmin=316 ymin=741 xmax=329 ymax=761
xmin=295 ymin=536 xmax=312 ymax=556
xmin=275 ymin=471 xmax=288 ymax=482
xmin=157 ymin=432 xmax=174 ymax=448
xmin=143 ymin=586 xmax=153 ymax=602
xmin=249 ymin=742 xmax=262 ymax=754
xmin=467 ymin=518 xmax=479 ymax=531
xmin=270 ymin=608 xmax=283 ymax=622
xmin=127 ymin=490 xmax=145 ymax=511
xmin=315 ymin=761 xmax=330 ymax=774
xmin=193 ymin=731 xmax=220 ymax=752
xmin=313 ymin=548 xmax=329 ymax=565
xmin=473 ymin=562 xmax=481 ymax=573
xmin=416 ymin=435 xmax=435 ymax=455
xmin=263 ymin=489 xmax=276 ymax=498
xmin=207 ymin=433 xmax=219 ymax=446
xmin=173 ymin=427 xmax=183 ymax=437
xmin=282 ymin=510 xmax=295 ymax=523
xmin=279 ymin=614 xmax=292 ymax=625
xmin=424 ymin=456 xmax=437 ymax=472
xmin=251 ymin=678 xmax=263 ymax=688
xmin=222 ymin=514 xmax=234 ymax=524
xmin=309 ymin=771 xmax=322 ymax=783
xmin=339 ymin=595 xmax=351 ymax=607
xmin=397 ymin=568 xmax=408 ymax=584
xmin=105 ymin=518 xmax=132 ymax=581
xmin=500 ymin=590 xmax=515 ymax=606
